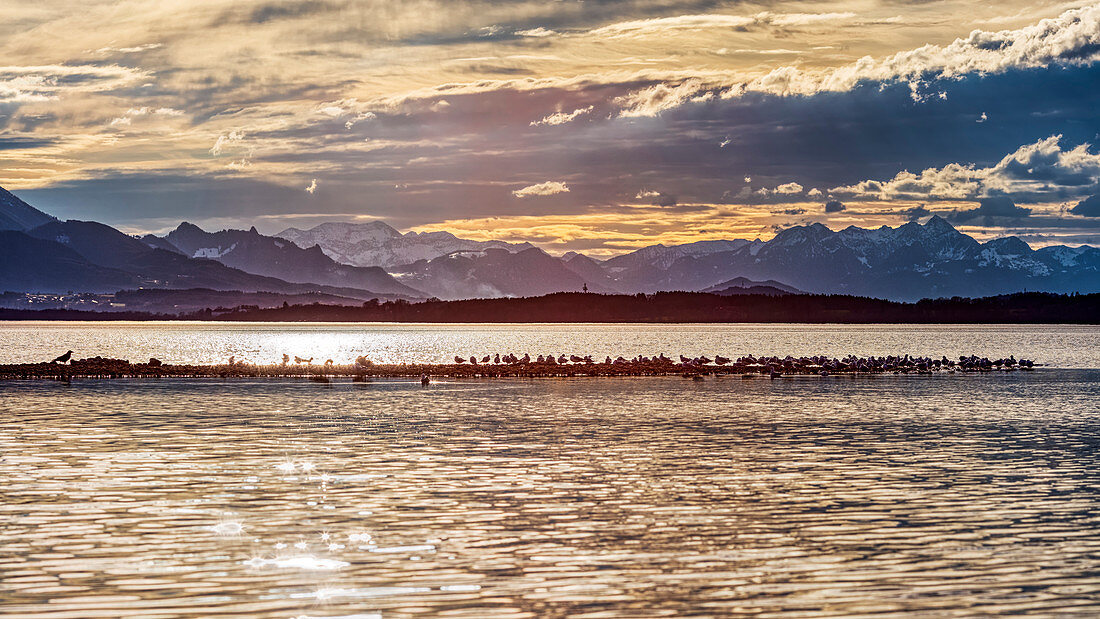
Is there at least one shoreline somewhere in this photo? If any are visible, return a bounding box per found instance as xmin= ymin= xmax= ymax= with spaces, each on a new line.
xmin=0 ymin=354 xmax=1035 ymax=381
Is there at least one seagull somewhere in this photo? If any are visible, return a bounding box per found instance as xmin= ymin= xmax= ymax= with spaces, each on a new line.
xmin=52 ymin=350 xmax=73 ymax=364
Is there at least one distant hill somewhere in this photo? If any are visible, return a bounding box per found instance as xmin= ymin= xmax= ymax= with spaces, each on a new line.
xmin=158 ymin=222 xmax=423 ymax=296
xmin=703 ymin=277 xmax=803 ymax=296
xmin=0 ymin=230 xmax=139 ymax=293
xmin=276 ymin=221 xmax=534 ymax=268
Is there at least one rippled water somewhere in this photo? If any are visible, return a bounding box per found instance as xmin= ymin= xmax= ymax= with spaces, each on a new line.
xmin=2 ymin=369 xmax=1100 ymax=617
xmin=2 ymin=324 xmax=1100 ymax=617
xmin=1 ymin=322 xmax=1098 ymax=367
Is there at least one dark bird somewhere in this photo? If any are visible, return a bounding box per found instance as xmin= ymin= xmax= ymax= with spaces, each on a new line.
xmin=455 ymin=356 xmax=465 ymax=364
xmin=481 ymin=355 xmax=490 ymax=363
xmin=51 ymin=350 xmax=73 ymax=364
xmin=421 ymin=374 xmax=431 ymax=386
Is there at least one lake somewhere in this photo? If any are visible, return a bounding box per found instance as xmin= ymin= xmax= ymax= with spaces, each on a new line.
xmin=1 ymin=322 xmax=1098 ymax=367
xmin=2 ymin=323 xmax=1099 ymax=617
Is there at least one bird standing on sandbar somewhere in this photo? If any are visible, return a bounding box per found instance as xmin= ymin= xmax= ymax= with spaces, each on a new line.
xmin=52 ymin=350 xmax=73 ymax=364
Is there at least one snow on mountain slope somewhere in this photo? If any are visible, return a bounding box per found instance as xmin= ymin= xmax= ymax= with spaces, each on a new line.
xmin=276 ymin=221 xmax=533 ymax=268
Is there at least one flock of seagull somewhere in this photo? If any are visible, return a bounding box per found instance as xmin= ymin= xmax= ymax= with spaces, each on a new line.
xmin=438 ymin=351 xmax=1036 ymax=377
xmin=41 ymin=349 xmax=1035 ymax=381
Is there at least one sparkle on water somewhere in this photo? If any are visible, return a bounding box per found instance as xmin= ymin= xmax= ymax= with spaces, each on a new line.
xmin=1 ymin=324 xmax=1099 ymax=617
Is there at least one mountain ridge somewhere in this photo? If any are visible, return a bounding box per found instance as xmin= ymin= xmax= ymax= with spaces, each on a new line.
xmin=0 ymin=186 xmax=57 ymax=231
xmin=159 ymin=222 xmax=423 ymax=296
xmin=276 ymin=221 xmax=535 ymax=269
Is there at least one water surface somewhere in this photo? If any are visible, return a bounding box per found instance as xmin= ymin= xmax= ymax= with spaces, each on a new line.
xmin=3 ymin=369 xmax=1100 ymax=617
xmin=2 ymin=322 xmax=1097 ymax=367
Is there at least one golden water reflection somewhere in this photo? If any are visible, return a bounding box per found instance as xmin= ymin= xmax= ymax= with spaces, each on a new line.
xmin=2 ymin=372 xmax=1099 ymax=617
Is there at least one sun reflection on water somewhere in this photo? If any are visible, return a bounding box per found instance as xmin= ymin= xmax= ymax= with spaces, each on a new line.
xmin=2 ymin=370 xmax=1099 ymax=617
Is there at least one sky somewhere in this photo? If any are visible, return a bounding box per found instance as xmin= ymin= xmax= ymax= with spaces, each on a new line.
xmin=2 ymin=0 xmax=1100 ymax=256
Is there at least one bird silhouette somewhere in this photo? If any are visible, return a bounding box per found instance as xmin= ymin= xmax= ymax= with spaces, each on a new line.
xmin=52 ymin=350 xmax=73 ymax=364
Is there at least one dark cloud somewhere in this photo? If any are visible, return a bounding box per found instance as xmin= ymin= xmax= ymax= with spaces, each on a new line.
xmin=0 ymin=137 xmax=55 ymax=150
xmin=905 ymin=204 xmax=932 ymax=221
xmin=951 ymin=196 xmax=1031 ymax=222
xmin=1071 ymin=194 xmax=1100 ymax=217
xmin=249 ymin=0 xmax=339 ymax=24
xmin=823 ymin=200 xmax=844 ymax=213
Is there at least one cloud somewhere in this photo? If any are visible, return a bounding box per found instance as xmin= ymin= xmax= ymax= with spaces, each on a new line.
xmin=587 ymin=12 xmax=857 ymax=40
xmin=824 ymin=200 xmax=845 ymax=213
xmin=1071 ymin=194 xmax=1100 ymax=217
xmin=905 ymin=205 xmax=932 ymax=221
xmin=210 ymin=130 xmax=245 ymax=156
xmin=588 ymin=15 xmax=756 ymax=39
xmin=756 ymin=12 xmax=857 ymax=28
xmin=109 ymin=106 xmax=184 ymax=127
xmin=615 ymin=79 xmax=714 ymax=118
xmin=0 ymin=64 xmax=148 ymax=103
xmin=951 ymin=196 xmax=1030 ymax=221
xmin=513 ymin=181 xmax=569 ymax=197
xmin=609 ymin=4 xmax=1100 ymax=115
xmin=92 ymin=43 xmax=162 ymax=55
xmin=305 ymin=178 xmax=318 ymax=194
xmin=734 ymin=5 xmax=1100 ymax=100
xmin=757 ymin=182 xmax=804 ymax=197
xmin=516 ymin=27 xmax=556 ymax=38
xmin=530 ymin=105 xmax=593 ymax=126
xmin=634 ymin=189 xmax=677 ymax=207
xmin=830 ymin=135 xmax=1100 ymax=203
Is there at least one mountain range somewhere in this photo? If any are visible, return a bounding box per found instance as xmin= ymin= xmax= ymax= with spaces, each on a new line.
xmin=0 ymin=189 xmax=416 ymax=300
xmin=276 ymin=221 xmax=534 ymax=269
xmin=154 ymin=222 xmax=419 ymax=296
xmin=1 ymin=184 xmax=1097 ymax=304
xmin=638 ymin=218 xmax=1099 ymax=300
